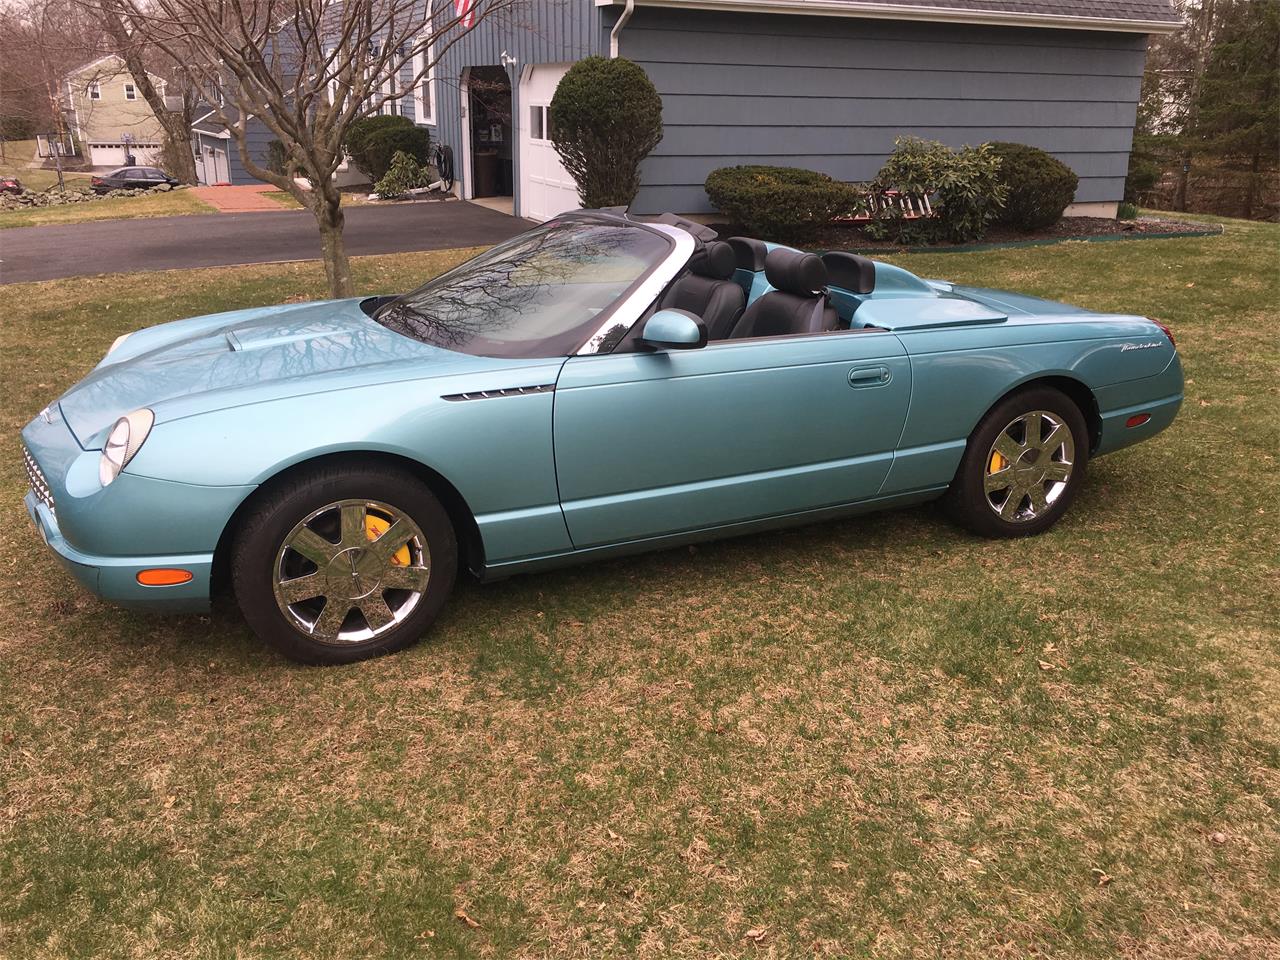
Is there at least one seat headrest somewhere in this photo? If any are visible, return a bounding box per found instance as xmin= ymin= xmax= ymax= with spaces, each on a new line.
xmin=764 ymin=248 xmax=827 ymax=295
xmin=688 ymin=240 xmax=736 ymax=281
xmin=726 ymin=236 xmax=769 ymax=272
xmin=821 ymin=252 xmax=876 ymax=295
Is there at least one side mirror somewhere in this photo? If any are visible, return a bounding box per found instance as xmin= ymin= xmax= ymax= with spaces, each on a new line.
xmin=640 ymin=309 xmax=707 ymax=350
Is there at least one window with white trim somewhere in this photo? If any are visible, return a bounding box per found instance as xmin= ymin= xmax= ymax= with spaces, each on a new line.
xmin=123 ymin=82 xmax=137 ymax=101
xmin=380 ymin=70 xmax=399 ymax=116
xmin=325 ymin=47 xmax=338 ymax=107
xmin=528 ymin=104 xmax=554 ymax=143
xmin=88 ymin=81 xmax=101 ymax=100
xmin=413 ymin=35 xmax=436 ymax=125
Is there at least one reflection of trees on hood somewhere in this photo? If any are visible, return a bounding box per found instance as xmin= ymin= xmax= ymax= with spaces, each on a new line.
xmin=375 ymin=223 xmax=643 ymax=356
xmin=75 ymin=307 xmax=428 ymax=421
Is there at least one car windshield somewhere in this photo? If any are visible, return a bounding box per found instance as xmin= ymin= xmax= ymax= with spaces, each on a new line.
xmin=373 ymin=218 xmax=670 ymax=358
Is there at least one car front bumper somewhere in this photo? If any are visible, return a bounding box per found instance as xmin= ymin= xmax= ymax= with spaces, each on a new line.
xmin=21 ymin=406 xmax=255 ymax=613
xmin=25 ymin=490 xmax=214 ymax=612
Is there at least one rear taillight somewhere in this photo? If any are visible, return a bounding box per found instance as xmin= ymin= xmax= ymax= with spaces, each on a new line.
xmin=91 ymin=177 xmax=102 ymax=185
xmin=1152 ymin=319 xmax=1176 ymax=348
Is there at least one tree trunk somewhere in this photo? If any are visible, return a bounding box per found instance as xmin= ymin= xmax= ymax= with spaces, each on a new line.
xmin=1244 ymin=152 xmax=1260 ymax=220
xmin=1175 ymin=0 xmax=1218 ymax=212
xmin=159 ymin=117 xmax=198 ymax=184
xmin=1173 ymin=157 xmax=1190 ymax=212
xmin=314 ymin=188 xmax=354 ymax=298
xmin=100 ymin=10 xmax=197 ymax=183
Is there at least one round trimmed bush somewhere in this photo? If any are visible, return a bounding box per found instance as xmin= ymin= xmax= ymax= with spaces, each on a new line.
xmin=705 ymin=165 xmax=859 ymax=240
xmin=361 ymin=124 xmax=430 ymax=184
xmin=988 ymin=142 xmax=1078 ymax=231
xmin=549 ymin=56 xmax=663 ymax=208
xmin=345 ymin=114 xmax=418 ymax=182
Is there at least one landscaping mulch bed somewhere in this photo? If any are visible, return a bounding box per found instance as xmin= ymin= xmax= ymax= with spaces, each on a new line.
xmin=706 ymin=215 xmax=1223 ymax=252
xmin=981 ymin=215 xmax=1220 ymax=242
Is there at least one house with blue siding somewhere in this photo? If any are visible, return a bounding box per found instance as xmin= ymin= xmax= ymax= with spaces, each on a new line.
xmin=206 ymin=0 xmax=1180 ymax=222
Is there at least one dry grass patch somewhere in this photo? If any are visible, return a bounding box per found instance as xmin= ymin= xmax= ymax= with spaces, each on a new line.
xmin=0 ymin=188 xmax=216 ymax=230
xmin=1 ymin=217 xmax=1277 ymax=958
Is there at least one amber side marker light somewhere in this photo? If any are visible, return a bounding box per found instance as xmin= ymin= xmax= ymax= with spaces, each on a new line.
xmin=137 ymin=568 xmax=193 ymax=586
xmin=1126 ymin=414 xmax=1152 ymax=428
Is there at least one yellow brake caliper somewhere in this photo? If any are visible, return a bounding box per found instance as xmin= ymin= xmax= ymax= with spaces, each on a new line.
xmin=989 ymin=451 xmax=1008 ymax=474
xmin=365 ymin=514 xmax=410 ymax=566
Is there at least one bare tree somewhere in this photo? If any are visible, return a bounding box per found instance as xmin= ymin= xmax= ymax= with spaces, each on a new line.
xmin=94 ymin=0 xmax=527 ymax=297
xmin=96 ymin=10 xmax=201 ymax=183
xmin=2 ymin=0 xmax=107 ymax=189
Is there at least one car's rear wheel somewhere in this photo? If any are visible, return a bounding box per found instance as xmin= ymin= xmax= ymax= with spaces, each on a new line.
xmin=945 ymin=387 xmax=1089 ymax=538
xmin=231 ymin=463 xmax=457 ymax=664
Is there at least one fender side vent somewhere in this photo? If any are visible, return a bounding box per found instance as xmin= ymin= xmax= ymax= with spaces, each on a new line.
xmin=442 ymin=384 xmax=555 ymax=402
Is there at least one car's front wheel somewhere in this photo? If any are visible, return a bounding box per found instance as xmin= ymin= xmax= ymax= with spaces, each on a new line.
xmin=231 ymin=463 xmax=457 ymax=664
xmin=945 ymin=386 xmax=1089 ymax=538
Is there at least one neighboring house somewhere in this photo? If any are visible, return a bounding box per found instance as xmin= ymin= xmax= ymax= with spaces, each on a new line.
xmin=189 ymin=107 xmax=276 ymax=186
xmin=215 ymin=0 xmax=1181 ymax=221
xmin=65 ymin=54 xmax=167 ymax=168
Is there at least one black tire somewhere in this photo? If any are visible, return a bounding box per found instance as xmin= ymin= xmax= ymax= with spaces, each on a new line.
xmin=945 ymin=386 xmax=1090 ymax=538
xmin=231 ymin=462 xmax=457 ymax=664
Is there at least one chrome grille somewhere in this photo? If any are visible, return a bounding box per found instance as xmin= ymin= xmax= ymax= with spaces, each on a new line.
xmin=22 ymin=446 xmax=55 ymax=514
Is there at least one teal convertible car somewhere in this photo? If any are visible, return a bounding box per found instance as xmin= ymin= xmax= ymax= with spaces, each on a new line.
xmin=22 ymin=210 xmax=1182 ymax=663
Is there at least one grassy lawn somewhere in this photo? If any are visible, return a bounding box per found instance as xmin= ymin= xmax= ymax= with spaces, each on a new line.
xmin=0 ymin=188 xmax=215 ymax=230
xmin=264 ymin=189 xmax=383 ymax=209
xmin=0 ymin=139 xmax=93 ymax=193
xmin=263 ymin=189 xmax=304 ymax=208
xmin=0 ymin=139 xmax=215 ymax=229
xmin=0 ymin=216 xmax=1276 ymax=958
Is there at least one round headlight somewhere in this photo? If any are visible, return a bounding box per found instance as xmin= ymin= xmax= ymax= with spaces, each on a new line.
xmin=98 ymin=408 xmax=155 ymax=487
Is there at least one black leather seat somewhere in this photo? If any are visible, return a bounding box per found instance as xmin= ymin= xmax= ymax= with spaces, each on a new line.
xmin=726 ymin=236 xmax=769 ymax=273
xmin=728 ymin=248 xmax=840 ymax=339
xmin=821 ymin=251 xmax=876 ymax=294
xmin=658 ymin=241 xmax=746 ymax=341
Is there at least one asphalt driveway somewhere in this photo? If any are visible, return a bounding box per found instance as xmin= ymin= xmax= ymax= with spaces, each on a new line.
xmin=0 ymin=200 xmax=533 ymax=284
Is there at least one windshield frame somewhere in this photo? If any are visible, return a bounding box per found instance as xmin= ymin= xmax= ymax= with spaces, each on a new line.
xmin=372 ymin=212 xmax=693 ymax=359
xmin=572 ymin=219 xmax=695 ymax=355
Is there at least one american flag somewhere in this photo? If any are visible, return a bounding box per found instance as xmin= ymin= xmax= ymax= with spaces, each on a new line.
xmin=455 ymin=0 xmax=475 ymax=28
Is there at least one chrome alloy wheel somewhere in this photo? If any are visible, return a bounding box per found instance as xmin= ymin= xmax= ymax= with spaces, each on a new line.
xmin=272 ymin=499 xmax=431 ymax=644
xmin=983 ymin=410 xmax=1076 ymax=523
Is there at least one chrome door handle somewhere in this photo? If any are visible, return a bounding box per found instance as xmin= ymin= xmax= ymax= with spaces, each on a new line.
xmin=848 ymin=365 xmax=891 ymax=388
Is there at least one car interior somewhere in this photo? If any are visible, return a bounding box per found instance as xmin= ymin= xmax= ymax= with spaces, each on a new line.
xmin=646 ymin=236 xmax=884 ymax=346
xmin=656 ymin=240 xmax=746 ymax=341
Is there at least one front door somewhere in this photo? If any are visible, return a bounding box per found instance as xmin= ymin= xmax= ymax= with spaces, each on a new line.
xmin=553 ymin=332 xmax=911 ymax=549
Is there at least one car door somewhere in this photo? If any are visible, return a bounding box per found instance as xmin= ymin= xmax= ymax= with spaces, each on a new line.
xmin=552 ymin=330 xmax=911 ymax=549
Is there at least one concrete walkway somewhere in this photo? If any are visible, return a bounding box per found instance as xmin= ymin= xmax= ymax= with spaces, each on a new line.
xmin=189 ymin=183 xmax=283 ymax=212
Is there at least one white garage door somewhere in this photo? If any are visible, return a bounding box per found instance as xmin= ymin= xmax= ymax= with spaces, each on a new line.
xmin=518 ymin=64 xmax=581 ymax=222
xmin=88 ymin=143 xmax=126 ymax=167
xmin=89 ymin=142 xmax=163 ymax=168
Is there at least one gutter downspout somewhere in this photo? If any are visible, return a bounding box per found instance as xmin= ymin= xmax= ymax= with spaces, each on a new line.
xmin=609 ymin=0 xmax=635 ymax=58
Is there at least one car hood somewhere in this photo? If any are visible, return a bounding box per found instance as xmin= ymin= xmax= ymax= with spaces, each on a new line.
xmin=58 ymin=298 xmax=548 ymax=447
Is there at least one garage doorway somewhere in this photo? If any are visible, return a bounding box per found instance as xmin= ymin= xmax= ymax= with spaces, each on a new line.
xmin=517 ymin=63 xmax=580 ymax=222
xmin=465 ymin=65 xmax=513 ymax=203
xmin=204 ymin=146 xmax=230 ymax=185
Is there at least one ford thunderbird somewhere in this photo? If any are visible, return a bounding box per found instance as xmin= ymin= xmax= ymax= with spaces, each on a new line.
xmin=21 ymin=210 xmax=1182 ymax=663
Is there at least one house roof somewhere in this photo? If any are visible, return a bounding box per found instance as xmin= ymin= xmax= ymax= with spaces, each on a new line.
xmin=595 ymin=0 xmax=1182 ymax=33
xmin=65 ymin=53 xmax=168 ymax=86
